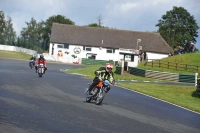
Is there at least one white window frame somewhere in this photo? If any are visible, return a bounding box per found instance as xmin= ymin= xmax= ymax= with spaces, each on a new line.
xmin=84 ymin=46 xmax=92 ymax=51
xmin=57 ymin=44 xmax=64 ymax=48
xmin=106 ymin=49 xmax=115 ymax=53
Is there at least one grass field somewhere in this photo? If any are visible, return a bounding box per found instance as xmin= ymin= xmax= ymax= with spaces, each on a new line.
xmin=1 ymin=50 xmax=200 ymax=113
xmin=0 ymin=50 xmax=31 ymax=60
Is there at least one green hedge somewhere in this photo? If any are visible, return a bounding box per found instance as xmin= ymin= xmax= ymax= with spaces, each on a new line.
xmin=82 ymin=58 xmax=114 ymax=65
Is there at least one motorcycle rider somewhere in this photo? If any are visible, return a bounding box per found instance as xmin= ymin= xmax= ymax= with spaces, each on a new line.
xmin=29 ymin=55 xmax=36 ymax=66
xmin=88 ymin=63 xmax=115 ymax=94
xmin=35 ymin=54 xmax=47 ymax=73
xmin=30 ymin=55 xmax=36 ymax=61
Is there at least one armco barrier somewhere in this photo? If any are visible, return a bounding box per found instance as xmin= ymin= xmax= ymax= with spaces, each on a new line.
xmin=128 ymin=67 xmax=197 ymax=83
xmin=129 ymin=67 xmax=146 ymax=77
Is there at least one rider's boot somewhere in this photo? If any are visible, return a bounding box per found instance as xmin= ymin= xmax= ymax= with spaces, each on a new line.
xmin=35 ymin=66 xmax=38 ymax=73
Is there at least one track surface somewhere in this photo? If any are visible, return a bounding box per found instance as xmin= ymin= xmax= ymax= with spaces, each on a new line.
xmin=0 ymin=58 xmax=199 ymax=133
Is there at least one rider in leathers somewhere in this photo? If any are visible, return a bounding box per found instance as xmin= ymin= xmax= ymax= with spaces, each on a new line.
xmin=29 ymin=55 xmax=36 ymax=66
xmin=88 ymin=63 xmax=115 ymax=94
xmin=35 ymin=54 xmax=47 ymax=73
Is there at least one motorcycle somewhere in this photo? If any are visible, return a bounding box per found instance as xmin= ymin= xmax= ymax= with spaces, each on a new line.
xmin=29 ymin=60 xmax=35 ymax=69
xmin=38 ymin=64 xmax=45 ymax=77
xmin=85 ymin=80 xmax=112 ymax=105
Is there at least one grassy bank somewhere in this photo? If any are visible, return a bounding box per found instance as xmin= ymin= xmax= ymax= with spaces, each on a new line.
xmin=0 ymin=50 xmax=31 ymax=60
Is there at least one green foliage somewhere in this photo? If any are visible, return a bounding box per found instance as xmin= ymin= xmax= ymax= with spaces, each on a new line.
xmin=0 ymin=11 xmax=6 ymax=44
xmin=20 ymin=18 xmax=44 ymax=51
xmin=17 ymin=15 xmax=75 ymax=52
xmin=87 ymin=23 xmax=101 ymax=27
xmin=43 ymin=15 xmax=75 ymax=50
xmin=156 ymin=6 xmax=199 ymax=49
xmin=0 ymin=11 xmax=16 ymax=45
xmin=3 ymin=16 xmax=16 ymax=45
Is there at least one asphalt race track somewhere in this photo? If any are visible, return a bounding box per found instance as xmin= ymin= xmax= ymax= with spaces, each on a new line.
xmin=0 ymin=58 xmax=199 ymax=133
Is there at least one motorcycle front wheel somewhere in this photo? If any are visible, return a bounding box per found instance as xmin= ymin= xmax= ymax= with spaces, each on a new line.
xmin=38 ymin=73 xmax=43 ymax=77
xmin=95 ymin=90 xmax=106 ymax=105
xmin=85 ymin=91 xmax=92 ymax=103
xmin=29 ymin=62 xmax=33 ymax=69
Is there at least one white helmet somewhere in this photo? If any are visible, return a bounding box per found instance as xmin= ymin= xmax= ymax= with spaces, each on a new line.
xmin=106 ymin=63 xmax=113 ymax=72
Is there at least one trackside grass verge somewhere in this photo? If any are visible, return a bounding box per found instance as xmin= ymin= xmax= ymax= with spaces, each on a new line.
xmin=117 ymin=83 xmax=200 ymax=113
xmin=0 ymin=50 xmax=31 ymax=60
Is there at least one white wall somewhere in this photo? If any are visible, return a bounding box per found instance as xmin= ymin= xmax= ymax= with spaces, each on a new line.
xmin=48 ymin=43 xmax=139 ymax=64
xmin=0 ymin=44 xmax=37 ymax=55
xmin=48 ymin=43 xmax=169 ymax=65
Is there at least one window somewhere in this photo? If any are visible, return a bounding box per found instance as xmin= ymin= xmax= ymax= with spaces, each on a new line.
xmin=106 ymin=49 xmax=115 ymax=53
xmin=125 ymin=55 xmax=131 ymax=58
xmin=57 ymin=44 xmax=64 ymax=48
xmin=57 ymin=44 xmax=69 ymax=49
xmin=83 ymin=46 xmax=92 ymax=51
xmin=64 ymin=44 xmax=69 ymax=49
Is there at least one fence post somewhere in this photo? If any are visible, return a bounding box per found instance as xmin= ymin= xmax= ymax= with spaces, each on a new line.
xmin=152 ymin=60 xmax=153 ymax=67
xmin=121 ymin=60 xmax=124 ymax=75
xmin=159 ymin=60 xmax=160 ymax=68
xmin=195 ymin=73 xmax=198 ymax=87
xmin=168 ymin=62 xmax=169 ymax=69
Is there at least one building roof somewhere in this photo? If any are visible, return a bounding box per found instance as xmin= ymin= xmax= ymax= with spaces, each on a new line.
xmin=50 ymin=23 xmax=170 ymax=54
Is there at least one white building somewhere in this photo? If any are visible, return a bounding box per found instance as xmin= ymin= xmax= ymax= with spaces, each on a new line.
xmin=49 ymin=23 xmax=170 ymax=68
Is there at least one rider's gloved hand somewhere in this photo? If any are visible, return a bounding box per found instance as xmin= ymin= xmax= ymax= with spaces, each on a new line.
xmin=111 ymin=81 xmax=115 ymax=86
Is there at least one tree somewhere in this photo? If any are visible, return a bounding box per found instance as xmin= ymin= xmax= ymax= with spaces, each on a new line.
xmin=3 ymin=16 xmax=16 ymax=45
xmin=20 ymin=18 xmax=44 ymax=50
xmin=0 ymin=11 xmax=6 ymax=44
xmin=156 ymin=6 xmax=199 ymax=49
xmin=87 ymin=23 xmax=101 ymax=27
xmin=43 ymin=15 xmax=75 ymax=50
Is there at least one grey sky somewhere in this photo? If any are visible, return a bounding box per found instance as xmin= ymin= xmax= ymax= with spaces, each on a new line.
xmin=1 ymin=0 xmax=200 ymax=49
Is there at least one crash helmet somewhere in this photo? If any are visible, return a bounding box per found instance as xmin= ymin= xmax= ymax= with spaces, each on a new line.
xmin=106 ymin=63 xmax=113 ymax=72
xmin=40 ymin=54 xmax=44 ymax=59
